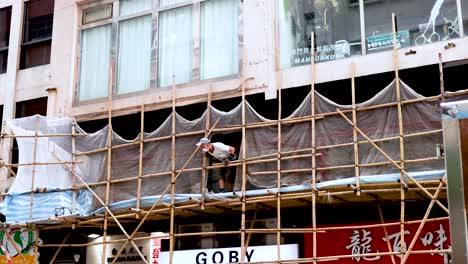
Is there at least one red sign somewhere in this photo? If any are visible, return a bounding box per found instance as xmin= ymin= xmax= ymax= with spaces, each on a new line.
xmin=304 ymin=219 xmax=450 ymax=263
xmin=150 ymin=238 xmax=161 ymax=264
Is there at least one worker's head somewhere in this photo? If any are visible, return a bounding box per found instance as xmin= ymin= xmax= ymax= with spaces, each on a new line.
xmin=196 ymin=138 xmax=211 ymax=152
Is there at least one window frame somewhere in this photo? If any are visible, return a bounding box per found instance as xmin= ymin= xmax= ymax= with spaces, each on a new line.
xmin=0 ymin=5 xmax=12 ymax=74
xmin=20 ymin=0 xmax=55 ymax=70
xmin=75 ymin=0 xmax=243 ymax=105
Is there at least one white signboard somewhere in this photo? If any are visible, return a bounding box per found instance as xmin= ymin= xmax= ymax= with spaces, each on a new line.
xmin=86 ymin=233 xmax=149 ymax=264
xmin=158 ymin=244 xmax=298 ymax=264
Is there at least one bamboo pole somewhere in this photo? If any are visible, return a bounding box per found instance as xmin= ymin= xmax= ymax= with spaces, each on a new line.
xmin=401 ymin=181 xmax=445 ymax=263
xmin=351 ymin=63 xmax=360 ymax=196
xmin=201 ymin=87 xmax=212 ymax=210
xmin=102 ymin=63 xmax=114 ymax=264
xmin=276 ymin=82 xmax=282 ymax=263
xmin=240 ymin=41 xmax=248 ymax=264
xmin=136 ymin=105 xmax=145 ymax=215
xmin=392 ymin=13 xmax=406 ymax=257
xmin=378 ymin=205 xmax=397 ymax=264
xmin=5 ymin=230 xmax=28 ymax=264
xmin=109 ymin=118 xmax=221 ymax=264
xmin=438 ymin=53 xmax=445 ymax=103
xmin=29 ymin=117 xmax=40 ymax=221
xmin=336 ymin=108 xmax=449 ymax=214
xmin=49 ymin=232 xmax=71 ymax=264
xmin=310 ymin=33 xmax=318 ymax=264
xmin=72 ymin=121 xmax=77 ymax=214
xmin=169 ymin=76 xmax=176 ymax=264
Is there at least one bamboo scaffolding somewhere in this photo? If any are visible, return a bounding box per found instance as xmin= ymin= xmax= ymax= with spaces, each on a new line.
xmin=391 ymin=13 xmax=406 ymax=258
xmin=401 ymin=181 xmax=445 ymax=263
xmin=136 ymin=105 xmax=145 ymax=213
xmin=39 ymin=216 xmax=449 ymax=247
xmin=108 ymin=118 xmax=221 ymax=264
xmin=52 ymin=154 xmax=148 ymax=263
xmin=336 ymin=109 xmax=449 ymax=214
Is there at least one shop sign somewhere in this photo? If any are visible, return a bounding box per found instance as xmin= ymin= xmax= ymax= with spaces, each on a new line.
xmin=367 ymin=30 xmax=410 ymax=51
xmin=86 ymin=233 xmax=149 ymax=264
xmin=0 ymin=228 xmax=38 ymax=264
xmin=290 ymin=40 xmax=351 ymax=66
xmin=149 ymin=238 xmax=161 ymax=264
xmin=158 ymin=244 xmax=298 ymax=264
xmin=304 ymin=219 xmax=450 ymax=263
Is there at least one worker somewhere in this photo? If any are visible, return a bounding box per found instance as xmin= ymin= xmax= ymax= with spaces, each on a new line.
xmin=196 ymin=138 xmax=237 ymax=193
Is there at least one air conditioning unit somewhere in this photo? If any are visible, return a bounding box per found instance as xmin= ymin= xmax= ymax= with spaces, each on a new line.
xmin=178 ymin=223 xmax=215 ymax=249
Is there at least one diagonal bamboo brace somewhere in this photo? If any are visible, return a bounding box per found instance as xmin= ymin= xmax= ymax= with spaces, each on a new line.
xmin=336 ymin=109 xmax=449 ymax=214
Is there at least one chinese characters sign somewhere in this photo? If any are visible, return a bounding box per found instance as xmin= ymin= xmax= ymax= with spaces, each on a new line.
xmin=304 ymin=219 xmax=450 ymax=263
xmin=150 ymin=238 xmax=161 ymax=264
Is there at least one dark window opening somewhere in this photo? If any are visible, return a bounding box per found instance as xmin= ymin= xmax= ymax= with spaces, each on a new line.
xmin=20 ymin=0 xmax=54 ymax=69
xmin=0 ymin=6 xmax=12 ymax=74
xmin=10 ymin=98 xmax=48 ymax=176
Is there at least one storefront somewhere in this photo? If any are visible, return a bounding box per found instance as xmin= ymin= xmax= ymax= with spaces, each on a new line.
xmin=304 ymin=218 xmax=451 ymax=263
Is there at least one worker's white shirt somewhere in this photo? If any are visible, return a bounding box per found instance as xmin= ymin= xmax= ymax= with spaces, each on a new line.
xmin=210 ymin=142 xmax=230 ymax=161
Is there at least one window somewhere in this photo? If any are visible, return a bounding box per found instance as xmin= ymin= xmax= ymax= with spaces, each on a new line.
xmin=78 ymin=0 xmax=240 ymax=102
xmin=20 ymin=0 xmax=54 ymax=69
xmin=0 ymin=6 xmax=12 ymax=74
xmin=364 ymin=0 xmax=459 ymax=53
xmin=279 ymin=0 xmax=362 ymax=69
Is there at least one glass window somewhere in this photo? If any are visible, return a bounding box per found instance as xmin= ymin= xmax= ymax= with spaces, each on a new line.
xmin=365 ymin=0 xmax=459 ymax=53
xmin=463 ymin=0 xmax=468 ymax=35
xmin=279 ymin=0 xmax=361 ymax=69
xmin=201 ymin=0 xmax=239 ymax=80
xmin=160 ymin=0 xmax=188 ymax=8
xmin=20 ymin=0 xmax=54 ymax=69
xmin=0 ymin=6 xmax=12 ymax=74
xmin=120 ymin=0 xmax=152 ymax=16
xmin=158 ymin=6 xmax=193 ymax=87
xmin=83 ymin=4 xmax=112 ymax=24
xmin=117 ymin=15 xmax=152 ymax=94
xmin=79 ymin=25 xmax=112 ymax=101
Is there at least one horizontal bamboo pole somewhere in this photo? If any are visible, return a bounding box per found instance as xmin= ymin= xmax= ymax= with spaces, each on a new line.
xmin=67 ymin=185 xmax=445 ymax=228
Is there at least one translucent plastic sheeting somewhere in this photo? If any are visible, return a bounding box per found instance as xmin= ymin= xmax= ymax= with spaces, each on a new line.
xmin=5 ymin=80 xmax=460 ymax=211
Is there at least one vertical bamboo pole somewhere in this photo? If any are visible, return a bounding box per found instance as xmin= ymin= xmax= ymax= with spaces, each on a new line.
xmin=169 ymin=76 xmax=176 ymax=264
xmin=29 ymin=117 xmax=40 ymax=221
xmin=136 ymin=104 xmax=145 ymax=217
xmin=391 ymin=13 xmax=406 ymax=258
xmin=240 ymin=46 xmax=247 ymax=264
xmin=351 ymin=63 xmax=360 ymax=196
xmin=438 ymin=53 xmax=445 ymax=103
xmin=310 ymin=33 xmax=318 ymax=264
xmin=276 ymin=84 xmax=282 ymax=262
xmin=71 ymin=121 xmax=77 ymax=214
xmin=201 ymin=87 xmax=212 ymax=210
xmin=102 ymin=64 xmax=114 ymax=264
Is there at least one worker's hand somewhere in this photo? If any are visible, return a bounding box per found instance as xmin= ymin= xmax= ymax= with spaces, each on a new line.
xmin=223 ymin=159 xmax=229 ymax=166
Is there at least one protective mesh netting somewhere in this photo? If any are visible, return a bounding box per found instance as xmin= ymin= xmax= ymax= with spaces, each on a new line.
xmin=5 ymin=80 xmax=459 ymax=212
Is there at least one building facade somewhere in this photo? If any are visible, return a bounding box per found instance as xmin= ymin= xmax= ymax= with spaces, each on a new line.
xmin=1 ymin=0 xmax=468 ymax=263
